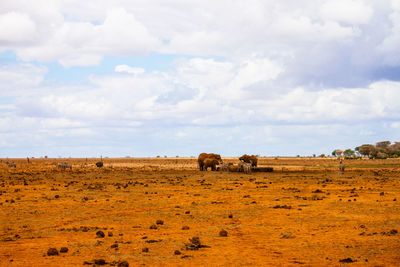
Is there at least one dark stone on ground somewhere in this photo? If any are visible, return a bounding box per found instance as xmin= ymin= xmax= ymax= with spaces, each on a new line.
xmin=145 ymin=239 xmax=162 ymax=243
xmin=312 ymin=189 xmax=324 ymax=193
xmin=96 ymin=231 xmax=105 ymax=238
xmin=273 ymin=205 xmax=292 ymax=209
xmin=219 ymin=229 xmax=228 ymax=237
xmin=118 ymin=261 xmax=129 ymax=267
xmin=174 ymin=250 xmax=181 ymax=255
xmin=47 ymin=248 xmax=59 ymax=256
xmin=156 ymin=220 xmax=164 ymax=225
xmin=94 ymin=259 xmax=107 ymax=265
xmin=60 ymin=247 xmax=68 ymax=253
xmin=142 ymin=247 xmax=149 ymax=252
xmin=181 ymin=255 xmax=193 ymax=259
xmin=183 ymin=237 xmax=210 ymax=250
xmin=339 ymin=258 xmax=356 ymax=263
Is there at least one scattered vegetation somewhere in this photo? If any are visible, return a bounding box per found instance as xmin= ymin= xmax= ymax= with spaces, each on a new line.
xmin=333 ymin=140 xmax=400 ymax=159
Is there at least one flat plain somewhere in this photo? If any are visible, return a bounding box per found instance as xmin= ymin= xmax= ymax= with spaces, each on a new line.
xmin=0 ymin=157 xmax=399 ymax=266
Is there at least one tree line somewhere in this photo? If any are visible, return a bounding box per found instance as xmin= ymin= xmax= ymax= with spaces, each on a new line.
xmin=332 ymin=141 xmax=400 ymax=159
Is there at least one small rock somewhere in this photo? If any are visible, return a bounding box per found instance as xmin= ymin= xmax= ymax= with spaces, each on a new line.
xmin=145 ymin=239 xmax=162 ymax=243
xmin=182 ymin=226 xmax=190 ymax=230
xmin=94 ymin=259 xmax=106 ymax=265
xmin=111 ymin=244 xmax=118 ymax=248
xmin=59 ymin=247 xmax=68 ymax=253
xmin=149 ymin=224 xmax=157 ymax=229
xmin=47 ymin=248 xmax=59 ymax=256
xmin=219 ymin=229 xmax=228 ymax=237
xmin=281 ymin=233 xmax=295 ymax=239
xmin=108 ymin=231 xmax=113 ymax=237
xmin=228 ymin=214 xmax=233 ymax=218
xmin=96 ymin=231 xmax=105 ymax=238
xmin=156 ymin=220 xmax=164 ymax=225
xmin=312 ymin=189 xmax=324 ymax=193
xmin=339 ymin=258 xmax=356 ymax=263
xmin=380 ymin=192 xmax=385 ymax=196
xmin=174 ymin=250 xmax=181 ymax=255
xmin=142 ymin=247 xmax=149 ymax=253
xmin=118 ymin=261 xmax=129 ymax=267
xmin=181 ymin=255 xmax=193 ymax=259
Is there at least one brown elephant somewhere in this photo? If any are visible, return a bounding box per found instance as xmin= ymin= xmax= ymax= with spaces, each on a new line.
xmin=239 ymin=154 xmax=258 ymax=167
xmin=198 ymin=153 xmax=222 ymax=171
xmin=203 ymin=158 xmax=220 ymax=171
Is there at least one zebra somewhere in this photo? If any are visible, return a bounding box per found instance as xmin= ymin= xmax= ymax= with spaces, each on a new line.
xmin=7 ymin=162 xmax=16 ymax=168
xmin=238 ymin=161 xmax=252 ymax=174
xmin=57 ymin=162 xmax=72 ymax=170
xmin=217 ymin=163 xmax=229 ymax=172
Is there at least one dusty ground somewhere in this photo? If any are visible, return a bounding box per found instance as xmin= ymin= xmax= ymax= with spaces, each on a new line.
xmin=0 ymin=157 xmax=400 ymax=266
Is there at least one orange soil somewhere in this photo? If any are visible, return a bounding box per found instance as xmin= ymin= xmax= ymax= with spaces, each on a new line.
xmin=0 ymin=157 xmax=400 ymax=266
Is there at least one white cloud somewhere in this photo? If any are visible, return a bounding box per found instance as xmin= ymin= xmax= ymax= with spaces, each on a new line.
xmin=115 ymin=64 xmax=145 ymax=75
xmin=0 ymin=64 xmax=47 ymax=94
xmin=0 ymin=1 xmax=387 ymax=66
xmin=320 ymin=0 xmax=374 ymax=24
xmin=377 ymin=0 xmax=400 ymax=65
xmin=0 ymin=11 xmax=36 ymax=43
xmin=8 ymin=7 xmax=160 ymax=66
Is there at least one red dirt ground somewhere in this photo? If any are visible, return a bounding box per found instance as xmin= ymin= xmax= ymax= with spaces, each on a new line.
xmin=1 ymin=157 xmax=400 ymax=266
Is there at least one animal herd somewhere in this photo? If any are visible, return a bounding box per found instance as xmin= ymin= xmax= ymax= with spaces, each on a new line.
xmin=198 ymin=153 xmax=258 ymax=173
xmin=3 ymin=154 xmax=259 ymax=173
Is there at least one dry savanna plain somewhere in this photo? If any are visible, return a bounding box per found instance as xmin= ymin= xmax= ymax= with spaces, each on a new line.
xmin=1 ymin=157 xmax=400 ymax=266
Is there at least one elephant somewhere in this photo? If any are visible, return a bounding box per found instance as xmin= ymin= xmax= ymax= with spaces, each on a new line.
xmin=239 ymin=154 xmax=258 ymax=167
xmin=203 ymin=158 xmax=220 ymax=171
xmin=198 ymin=153 xmax=222 ymax=171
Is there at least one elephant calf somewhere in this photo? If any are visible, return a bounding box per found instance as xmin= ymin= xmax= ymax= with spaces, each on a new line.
xmin=198 ymin=153 xmax=222 ymax=171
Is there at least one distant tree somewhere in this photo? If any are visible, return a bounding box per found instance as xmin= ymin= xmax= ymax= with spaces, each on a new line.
xmin=376 ymin=141 xmax=391 ymax=151
xmin=376 ymin=152 xmax=388 ymax=159
xmin=344 ymin=149 xmax=355 ymax=158
xmin=388 ymin=142 xmax=400 ymax=157
xmin=374 ymin=141 xmax=391 ymax=157
xmin=332 ymin=149 xmax=343 ymax=157
xmin=355 ymin=144 xmax=375 ymax=158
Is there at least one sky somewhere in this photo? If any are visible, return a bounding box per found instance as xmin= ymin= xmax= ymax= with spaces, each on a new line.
xmin=1 ymin=0 xmax=400 ymax=158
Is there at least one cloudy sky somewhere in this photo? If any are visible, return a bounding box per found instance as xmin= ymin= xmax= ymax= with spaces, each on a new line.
xmin=1 ymin=0 xmax=400 ymax=157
